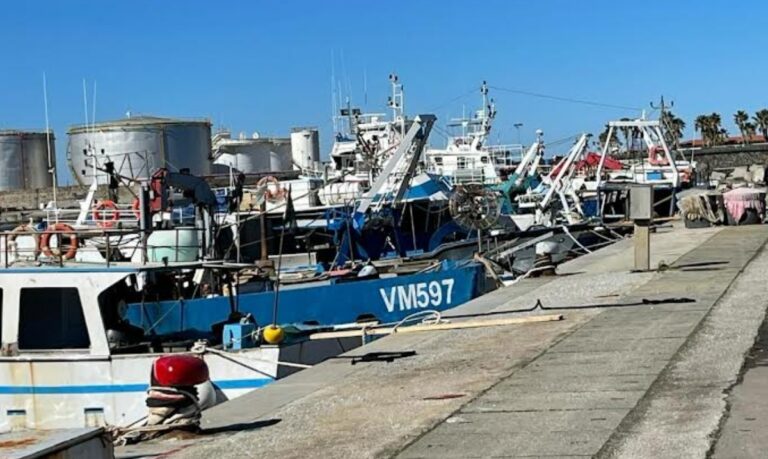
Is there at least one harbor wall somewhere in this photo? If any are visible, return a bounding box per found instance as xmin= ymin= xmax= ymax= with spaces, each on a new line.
xmin=682 ymin=143 xmax=768 ymax=175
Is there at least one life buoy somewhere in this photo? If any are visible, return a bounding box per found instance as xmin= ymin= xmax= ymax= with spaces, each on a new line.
xmin=8 ymin=224 xmax=40 ymax=259
xmin=149 ymin=169 xmax=166 ymax=211
xmin=40 ymin=223 xmax=78 ymax=260
xmin=648 ymin=146 xmax=669 ymax=166
xmin=92 ymin=200 xmax=120 ymax=228
xmin=257 ymin=176 xmax=287 ymax=203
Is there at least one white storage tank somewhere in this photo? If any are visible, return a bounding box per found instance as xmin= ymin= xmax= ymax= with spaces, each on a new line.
xmin=212 ymin=131 xmax=293 ymax=174
xmin=67 ymin=116 xmax=212 ymax=185
xmin=290 ymin=127 xmax=320 ymax=171
xmin=0 ymin=130 xmax=55 ymax=191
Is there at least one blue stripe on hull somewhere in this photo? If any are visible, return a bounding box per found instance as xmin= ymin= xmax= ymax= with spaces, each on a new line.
xmin=0 ymin=378 xmax=271 ymax=395
xmin=125 ymin=262 xmax=483 ymax=335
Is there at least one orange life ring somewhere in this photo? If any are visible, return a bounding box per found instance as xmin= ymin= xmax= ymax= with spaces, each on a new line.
xmin=40 ymin=223 xmax=78 ymax=260
xmin=257 ymin=176 xmax=287 ymax=203
xmin=149 ymin=169 xmax=166 ymax=212
xmin=648 ymin=146 xmax=669 ymax=166
xmin=8 ymin=224 xmax=40 ymax=259
xmin=93 ymin=199 xmax=120 ymax=228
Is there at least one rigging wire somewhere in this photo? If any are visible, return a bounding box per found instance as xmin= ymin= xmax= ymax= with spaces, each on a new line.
xmin=488 ymin=85 xmax=642 ymax=112
xmin=427 ymin=87 xmax=480 ymax=112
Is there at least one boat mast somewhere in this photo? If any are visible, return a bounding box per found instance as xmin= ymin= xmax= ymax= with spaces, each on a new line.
xmin=42 ymin=73 xmax=58 ymax=219
xmin=388 ymin=74 xmax=405 ymax=137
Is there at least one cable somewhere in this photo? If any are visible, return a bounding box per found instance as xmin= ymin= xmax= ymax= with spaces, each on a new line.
xmin=427 ymin=87 xmax=481 ymax=112
xmin=562 ymin=225 xmax=592 ymax=253
xmin=489 ymin=85 xmax=643 ymax=112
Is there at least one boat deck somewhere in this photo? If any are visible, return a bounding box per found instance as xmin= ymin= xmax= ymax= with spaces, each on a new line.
xmin=117 ymin=222 xmax=768 ymax=458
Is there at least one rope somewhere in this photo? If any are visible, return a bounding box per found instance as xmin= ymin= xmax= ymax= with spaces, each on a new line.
xmin=191 ymin=341 xmax=312 ymax=371
xmin=489 ymin=85 xmax=642 ymax=112
xmin=678 ymin=193 xmax=722 ymax=223
xmin=109 ymin=386 xmax=202 ymax=446
xmin=562 ymin=225 xmax=592 ymax=253
xmin=390 ymin=310 xmax=443 ymax=334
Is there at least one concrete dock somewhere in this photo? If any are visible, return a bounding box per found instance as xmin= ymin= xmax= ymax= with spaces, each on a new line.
xmin=118 ymin=223 xmax=768 ymax=458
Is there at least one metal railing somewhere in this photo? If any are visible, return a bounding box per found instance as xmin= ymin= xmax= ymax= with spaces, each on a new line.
xmin=0 ymin=225 xmax=206 ymax=269
xmin=485 ymin=144 xmax=524 ymax=167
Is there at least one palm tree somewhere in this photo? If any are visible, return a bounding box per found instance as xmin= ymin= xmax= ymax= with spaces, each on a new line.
xmin=754 ymin=109 xmax=768 ymax=142
xmin=744 ymin=121 xmax=757 ymax=142
xmin=618 ymin=118 xmax=632 ymax=153
xmin=598 ymin=125 xmax=621 ymax=151
xmin=695 ymin=115 xmax=712 ymax=147
xmin=709 ymin=113 xmax=726 ymax=146
xmin=734 ymin=110 xmax=749 ymax=144
xmin=661 ymin=110 xmax=686 ymax=149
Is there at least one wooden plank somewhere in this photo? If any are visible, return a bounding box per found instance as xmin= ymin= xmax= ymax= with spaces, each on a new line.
xmin=309 ymin=314 xmax=564 ymax=340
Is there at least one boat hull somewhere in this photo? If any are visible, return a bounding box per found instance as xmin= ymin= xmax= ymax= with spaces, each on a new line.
xmin=125 ymin=261 xmax=485 ymax=335
xmin=0 ymin=338 xmax=355 ymax=430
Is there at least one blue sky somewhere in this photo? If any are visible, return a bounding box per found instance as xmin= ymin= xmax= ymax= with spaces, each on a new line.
xmin=1 ymin=0 xmax=766 ymax=184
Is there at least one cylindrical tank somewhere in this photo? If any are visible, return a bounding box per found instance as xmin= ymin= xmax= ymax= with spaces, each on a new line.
xmin=67 ymin=116 xmax=212 ymax=185
xmin=290 ymin=127 xmax=320 ymax=171
xmin=212 ymin=132 xmax=293 ymax=174
xmin=0 ymin=130 xmax=56 ymax=191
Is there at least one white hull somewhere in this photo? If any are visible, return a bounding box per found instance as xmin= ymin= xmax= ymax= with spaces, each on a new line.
xmin=0 ymin=338 xmax=353 ymax=430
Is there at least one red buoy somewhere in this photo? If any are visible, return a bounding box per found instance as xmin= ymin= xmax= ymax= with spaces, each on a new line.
xmin=152 ymin=355 xmax=210 ymax=387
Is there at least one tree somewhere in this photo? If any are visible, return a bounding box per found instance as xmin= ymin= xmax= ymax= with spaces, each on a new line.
xmin=695 ymin=115 xmax=712 ymax=147
xmin=734 ymin=110 xmax=750 ymax=144
xmin=744 ymin=121 xmax=757 ymax=142
xmin=618 ymin=118 xmax=632 ymax=153
xmin=754 ymin=109 xmax=768 ymax=142
xmin=598 ymin=125 xmax=621 ymax=151
xmin=661 ymin=110 xmax=686 ymax=149
xmin=709 ymin=113 xmax=726 ymax=146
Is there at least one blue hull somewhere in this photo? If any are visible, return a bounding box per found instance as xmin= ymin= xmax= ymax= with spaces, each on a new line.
xmin=125 ymin=261 xmax=484 ymax=335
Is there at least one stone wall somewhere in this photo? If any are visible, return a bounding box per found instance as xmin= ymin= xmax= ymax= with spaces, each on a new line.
xmin=683 ymin=143 xmax=768 ymax=176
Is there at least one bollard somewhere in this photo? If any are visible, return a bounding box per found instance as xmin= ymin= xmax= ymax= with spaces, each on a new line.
xmin=629 ymin=185 xmax=653 ymax=271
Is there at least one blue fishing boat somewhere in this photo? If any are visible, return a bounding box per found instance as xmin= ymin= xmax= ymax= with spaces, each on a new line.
xmin=124 ymin=259 xmax=485 ymax=337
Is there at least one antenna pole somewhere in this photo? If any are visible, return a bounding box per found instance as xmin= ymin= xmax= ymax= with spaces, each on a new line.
xmin=82 ymin=79 xmax=89 ymax=131
xmin=331 ymin=49 xmax=337 ymax=133
xmin=43 ymin=73 xmax=58 ymax=220
xmin=91 ymin=81 xmax=97 ymax=131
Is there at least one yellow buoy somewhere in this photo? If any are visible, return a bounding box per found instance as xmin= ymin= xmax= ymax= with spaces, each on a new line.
xmin=263 ymin=325 xmax=285 ymax=344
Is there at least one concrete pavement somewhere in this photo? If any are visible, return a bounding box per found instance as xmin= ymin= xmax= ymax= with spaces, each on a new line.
xmin=117 ymin=224 xmax=768 ymax=458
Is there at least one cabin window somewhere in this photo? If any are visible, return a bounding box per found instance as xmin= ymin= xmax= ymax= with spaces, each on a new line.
xmin=18 ymin=288 xmax=90 ymax=350
xmin=457 ymin=157 xmax=467 ymax=169
xmin=0 ymin=288 xmax=3 ymax=343
xmin=480 ymin=156 xmax=489 ymax=164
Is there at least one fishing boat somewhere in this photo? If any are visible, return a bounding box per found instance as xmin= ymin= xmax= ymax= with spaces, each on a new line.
xmin=0 ymin=262 xmax=362 ymax=430
xmin=424 ymin=82 xmax=522 ymax=186
xmin=123 ymin=259 xmax=484 ymax=336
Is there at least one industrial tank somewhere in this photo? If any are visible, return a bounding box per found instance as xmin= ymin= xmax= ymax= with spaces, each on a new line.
xmin=290 ymin=127 xmax=320 ymax=171
xmin=212 ymin=132 xmax=293 ymax=174
xmin=67 ymin=116 xmax=212 ymax=185
xmin=0 ymin=130 xmax=55 ymax=191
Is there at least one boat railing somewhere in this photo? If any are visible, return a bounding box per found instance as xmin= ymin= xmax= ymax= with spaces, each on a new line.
xmin=486 ymin=144 xmax=524 ymax=167
xmin=442 ymin=168 xmax=499 ymax=186
xmin=0 ymin=225 xmax=207 ymax=269
xmin=44 ymin=204 xmax=142 ymax=229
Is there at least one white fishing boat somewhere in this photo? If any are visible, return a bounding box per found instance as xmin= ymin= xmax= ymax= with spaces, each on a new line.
xmin=0 ymin=262 xmax=357 ymax=431
xmin=424 ymin=82 xmax=522 ymax=186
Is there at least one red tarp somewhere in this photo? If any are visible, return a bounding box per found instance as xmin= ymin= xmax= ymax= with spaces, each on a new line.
xmin=550 ymin=152 xmax=623 ymax=177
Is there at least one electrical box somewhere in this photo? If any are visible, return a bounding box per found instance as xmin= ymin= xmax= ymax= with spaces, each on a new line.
xmin=223 ymin=322 xmax=258 ymax=350
xmin=629 ymin=185 xmax=653 ymax=221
